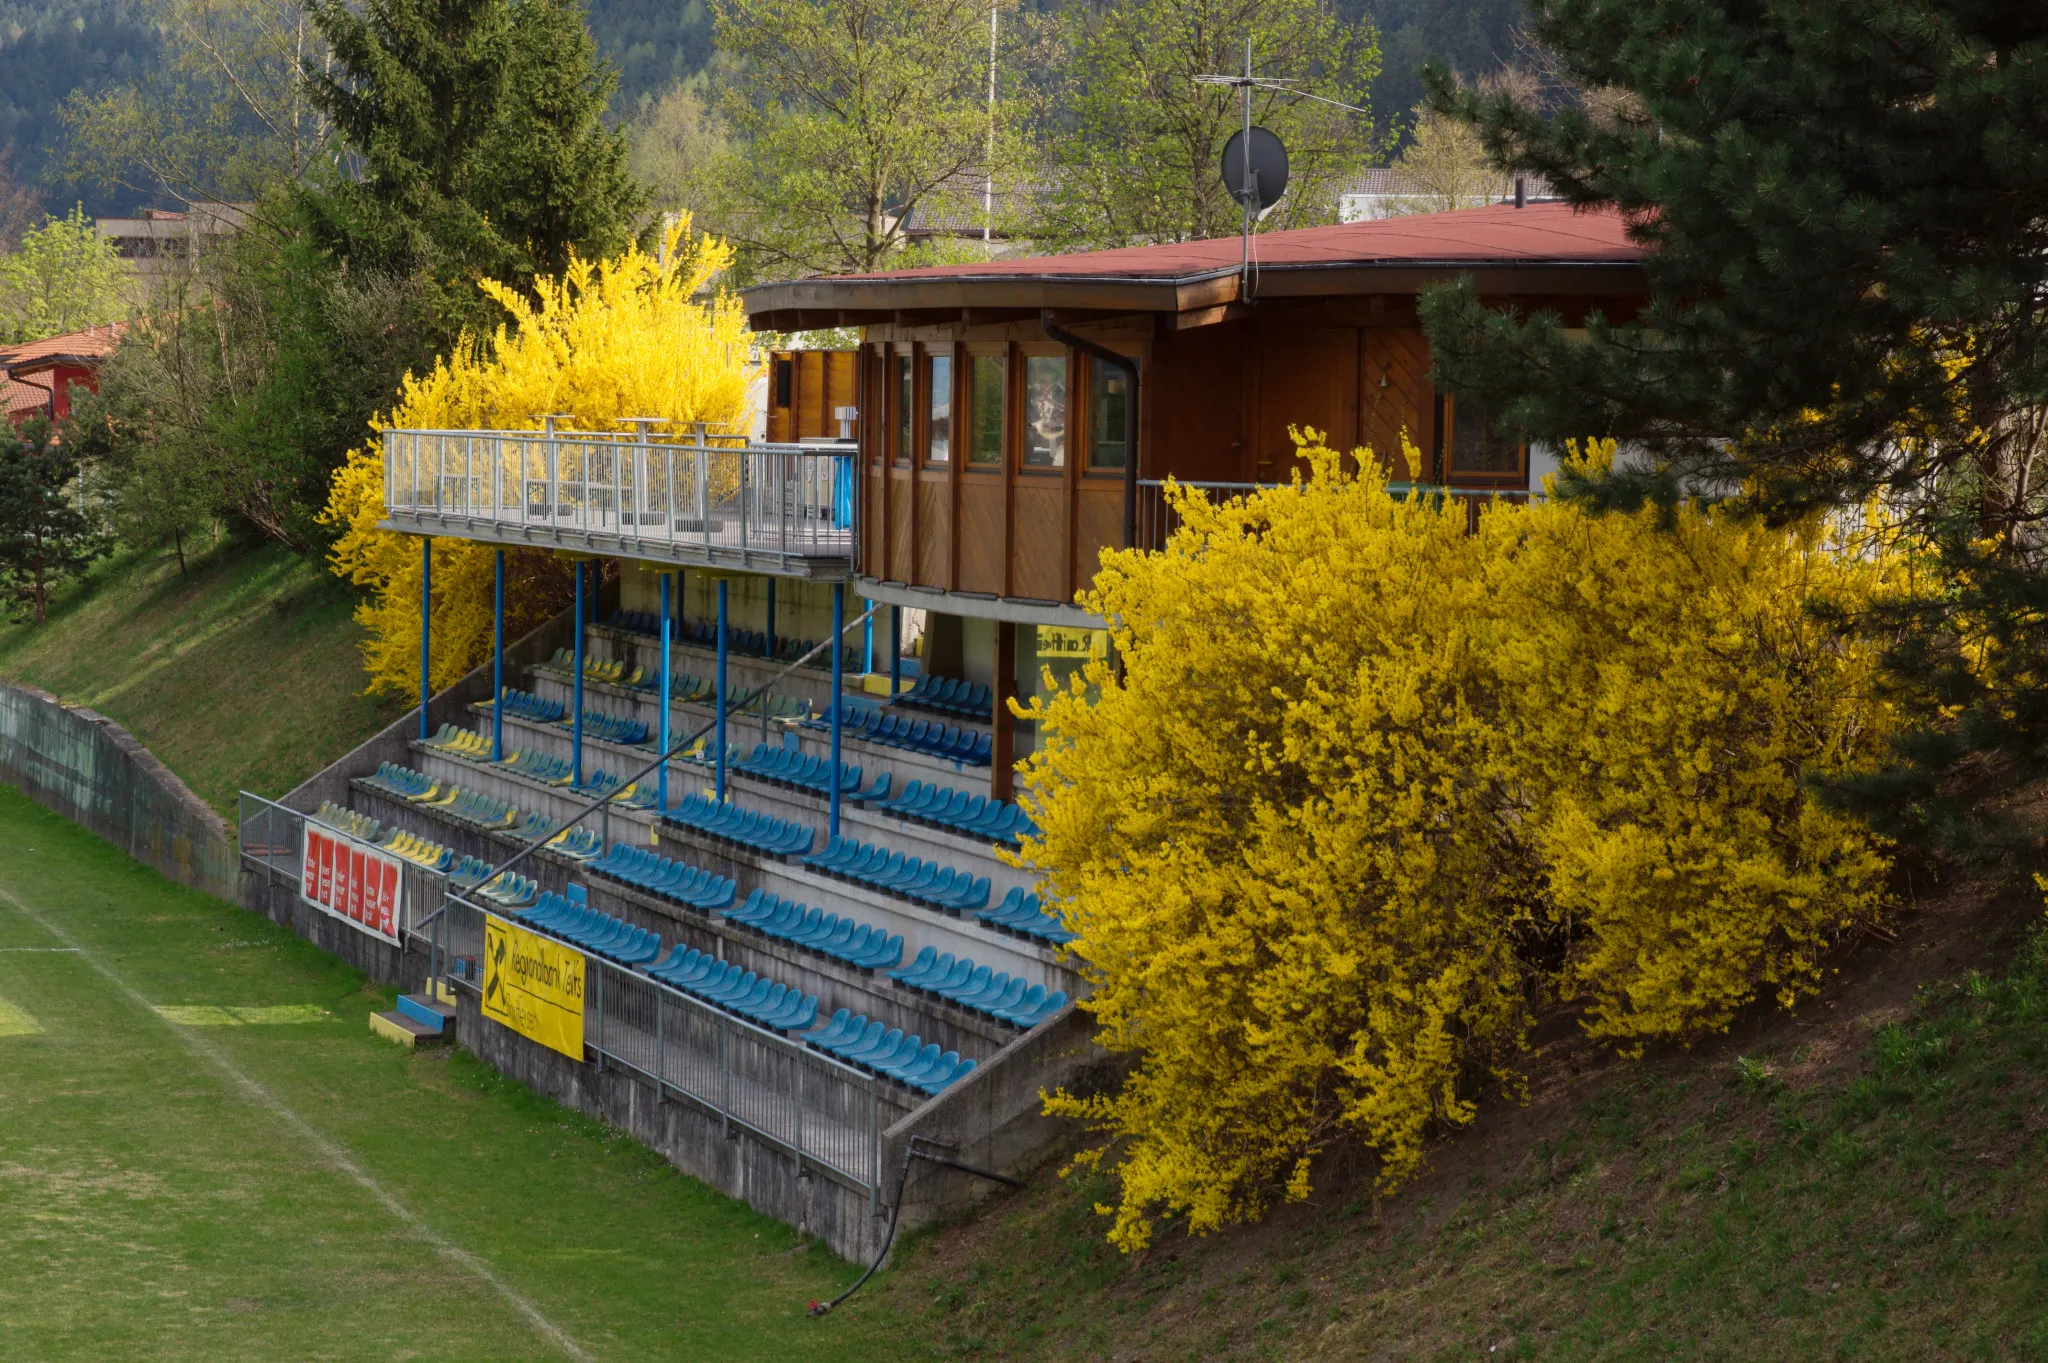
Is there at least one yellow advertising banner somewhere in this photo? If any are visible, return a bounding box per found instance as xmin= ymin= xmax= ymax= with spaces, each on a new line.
xmin=1035 ymin=625 xmax=1108 ymax=661
xmin=482 ymin=914 xmax=586 ymax=1061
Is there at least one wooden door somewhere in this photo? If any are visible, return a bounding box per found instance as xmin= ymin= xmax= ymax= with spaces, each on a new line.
xmin=1254 ymin=326 xmax=1359 ymax=482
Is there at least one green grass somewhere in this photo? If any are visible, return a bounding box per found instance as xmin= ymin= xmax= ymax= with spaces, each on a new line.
xmin=0 ymin=782 xmax=924 ymax=1361
xmin=0 ymin=537 xmax=403 ymax=816
xmin=885 ymin=921 xmax=2048 ymax=1359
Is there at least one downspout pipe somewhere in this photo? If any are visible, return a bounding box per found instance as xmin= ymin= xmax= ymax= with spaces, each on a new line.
xmin=1040 ymin=310 xmax=1140 ymax=549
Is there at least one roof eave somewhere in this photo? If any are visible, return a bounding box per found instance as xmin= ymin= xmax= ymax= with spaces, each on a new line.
xmin=743 ymin=258 xmax=1645 ymax=330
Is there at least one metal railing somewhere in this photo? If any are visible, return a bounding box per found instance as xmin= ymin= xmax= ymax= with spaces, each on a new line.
xmin=1135 ymin=477 xmax=1543 ymax=548
xmin=238 ymin=790 xmax=446 ymax=943
xmin=383 ymin=426 xmax=858 ymax=576
xmin=237 ymin=791 xmax=304 ymax=884
xmin=439 ymin=894 xmax=888 ymax=1199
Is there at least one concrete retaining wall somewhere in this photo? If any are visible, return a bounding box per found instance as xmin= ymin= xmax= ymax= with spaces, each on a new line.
xmin=0 ymin=681 xmax=236 ymax=898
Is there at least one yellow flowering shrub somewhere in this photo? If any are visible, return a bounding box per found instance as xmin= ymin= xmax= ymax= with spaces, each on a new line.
xmin=1027 ymin=436 xmax=1906 ymax=1252
xmin=321 ymin=219 xmax=759 ymax=694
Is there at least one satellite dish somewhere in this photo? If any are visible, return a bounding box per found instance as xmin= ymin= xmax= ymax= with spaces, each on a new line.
xmin=1221 ymin=127 xmax=1290 ymax=217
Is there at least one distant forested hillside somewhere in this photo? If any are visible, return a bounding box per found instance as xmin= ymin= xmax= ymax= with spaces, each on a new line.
xmin=588 ymin=0 xmax=713 ymax=117
xmin=0 ymin=0 xmax=156 ymax=216
xmin=0 ymin=0 xmax=1518 ymax=217
xmin=1354 ymin=0 xmax=1525 ymax=130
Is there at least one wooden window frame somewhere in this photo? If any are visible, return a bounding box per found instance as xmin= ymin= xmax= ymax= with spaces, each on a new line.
xmin=962 ymin=343 xmax=1007 ymax=472
xmin=1440 ymin=393 xmax=1527 ymax=487
xmin=891 ymin=345 xmax=914 ymax=467
xmin=924 ymin=347 xmax=955 ymax=467
xmin=1079 ymin=352 xmax=1132 ymax=478
xmin=1016 ymin=342 xmax=1070 ymax=475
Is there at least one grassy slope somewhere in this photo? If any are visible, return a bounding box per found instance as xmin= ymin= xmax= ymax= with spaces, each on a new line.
xmin=0 ymin=783 xmax=924 ymax=1361
xmin=879 ymin=887 xmax=2048 ymax=1360
xmin=0 ymin=538 xmax=404 ymax=815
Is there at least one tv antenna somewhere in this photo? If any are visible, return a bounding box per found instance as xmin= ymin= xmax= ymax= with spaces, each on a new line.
xmin=1197 ymin=43 xmax=1373 ymax=302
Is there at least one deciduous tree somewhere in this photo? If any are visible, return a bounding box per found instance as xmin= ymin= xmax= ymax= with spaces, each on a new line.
xmin=1027 ymin=437 xmax=1902 ymax=1251
xmin=0 ymin=207 xmax=131 ymax=343
xmin=1034 ymin=0 xmax=1379 ymax=250
xmin=710 ymin=0 xmax=1024 ymax=278
xmin=320 ymin=219 xmax=757 ymax=695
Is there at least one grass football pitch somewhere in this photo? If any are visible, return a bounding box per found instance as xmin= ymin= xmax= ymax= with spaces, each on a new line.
xmin=0 ymin=783 xmax=922 ymax=1361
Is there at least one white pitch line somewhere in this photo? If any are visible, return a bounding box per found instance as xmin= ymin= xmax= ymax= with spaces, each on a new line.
xmin=0 ymin=946 xmax=80 ymax=952
xmin=0 ymin=883 xmax=593 ymax=1363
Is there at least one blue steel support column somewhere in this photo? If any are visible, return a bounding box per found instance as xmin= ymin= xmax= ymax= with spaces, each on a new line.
xmin=714 ymin=578 xmax=729 ymax=802
xmin=764 ymin=578 xmax=776 ymax=660
xmin=657 ymin=571 xmax=672 ymax=810
xmin=572 ymin=560 xmax=587 ymax=788
xmin=889 ymin=604 xmax=902 ymax=697
xmin=419 ymin=538 xmax=432 ymax=741
xmin=862 ymin=609 xmax=874 ymax=675
xmin=830 ymin=583 xmax=845 ymax=838
xmin=491 ymin=550 xmax=505 ymax=760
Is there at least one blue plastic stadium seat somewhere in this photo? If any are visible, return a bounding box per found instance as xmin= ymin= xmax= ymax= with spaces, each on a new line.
xmin=661 ymin=794 xmax=816 ymax=859
xmin=799 ymin=835 xmax=989 ymax=914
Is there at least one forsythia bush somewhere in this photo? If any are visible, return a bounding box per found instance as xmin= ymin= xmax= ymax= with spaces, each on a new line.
xmin=1027 ymin=436 xmax=1908 ymax=1252
xmin=322 ymin=218 xmax=758 ymax=694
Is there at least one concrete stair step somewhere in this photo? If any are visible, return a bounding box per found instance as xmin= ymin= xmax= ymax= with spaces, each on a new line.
xmin=395 ymin=993 xmax=456 ymax=1034
xmin=370 ymin=1010 xmax=443 ymax=1048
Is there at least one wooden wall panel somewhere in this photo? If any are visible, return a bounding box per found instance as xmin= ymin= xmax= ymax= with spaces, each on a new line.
xmin=915 ymin=477 xmax=952 ymax=586
xmin=887 ymin=470 xmax=914 ymax=580
xmin=1148 ymin=324 xmax=1251 ymax=483
xmin=1009 ymin=481 xmax=1067 ymax=602
xmin=1358 ymin=329 xmax=1434 ymax=477
xmin=1255 ymin=327 xmax=1359 ymax=481
xmin=862 ymin=466 xmax=885 ymax=576
xmin=958 ymin=480 xmax=1005 ymax=594
xmin=1073 ymin=485 xmax=1122 ymax=591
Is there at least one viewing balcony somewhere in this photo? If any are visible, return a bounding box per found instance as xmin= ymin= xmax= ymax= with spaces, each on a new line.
xmin=382 ymin=427 xmax=858 ymax=579
xmin=1134 ymin=478 xmax=1543 ymax=549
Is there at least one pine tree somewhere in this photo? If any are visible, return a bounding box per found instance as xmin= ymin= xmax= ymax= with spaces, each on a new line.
xmin=0 ymin=418 xmax=105 ymax=624
xmin=1414 ymin=3 xmax=2048 ymax=852
xmin=304 ymin=0 xmax=642 ymax=294
xmin=1417 ymin=2 xmax=2048 ymax=516
xmin=473 ymin=0 xmax=641 ymax=282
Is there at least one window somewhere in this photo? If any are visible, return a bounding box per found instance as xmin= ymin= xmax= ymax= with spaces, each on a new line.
xmin=893 ymin=352 xmax=912 ymax=464
xmin=1022 ymin=355 xmax=1067 ymax=468
xmin=773 ymin=358 xmax=793 ymax=409
xmin=1449 ymin=397 xmax=1523 ymax=476
xmin=968 ymin=354 xmax=1004 ymax=465
xmin=1088 ymin=358 xmax=1128 ymax=470
xmin=927 ymin=354 xmax=952 ymax=464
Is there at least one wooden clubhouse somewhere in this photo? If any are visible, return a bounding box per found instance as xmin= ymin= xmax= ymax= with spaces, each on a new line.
xmin=742 ymin=201 xmax=1648 ymax=786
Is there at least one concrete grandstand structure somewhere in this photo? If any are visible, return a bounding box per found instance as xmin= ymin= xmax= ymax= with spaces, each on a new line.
xmin=235 ymin=199 xmax=1649 ymax=1261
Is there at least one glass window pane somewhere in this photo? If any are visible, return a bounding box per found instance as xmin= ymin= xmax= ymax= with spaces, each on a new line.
xmin=927 ymin=355 xmax=951 ymax=463
xmin=969 ymin=356 xmax=1003 ymax=464
xmin=1450 ymin=398 xmax=1521 ymax=474
xmin=1023 ymin=355 xmax=1066 ymax=468
xmin=1089 ymin=360 xmax=1127 ymax=469
xmin=894 ymin=355 xmax=912 ymax=463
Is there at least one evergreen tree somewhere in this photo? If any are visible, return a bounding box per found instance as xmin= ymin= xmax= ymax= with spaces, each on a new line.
xmin=473 ymin=0 xmax=641 ymax=280
xmin=1414 ymin=2 xmax=2048 ymax=852
xmin=0 ymin=418 xmax=104 ymax=624
xmin=304 ymin=0 xmax=641 ymax=296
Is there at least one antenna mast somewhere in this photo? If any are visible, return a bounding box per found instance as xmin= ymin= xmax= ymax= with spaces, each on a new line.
xmin=983 ymin=0 xmax=999 ymax=252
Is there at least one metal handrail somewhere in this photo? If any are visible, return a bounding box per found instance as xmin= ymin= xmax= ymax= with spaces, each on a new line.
xmin=381 ymin=427 xmax=858 ymax=574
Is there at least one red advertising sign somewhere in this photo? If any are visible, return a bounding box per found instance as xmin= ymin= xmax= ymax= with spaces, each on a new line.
xmin=299 ymin=822 xmax=406 ymax=946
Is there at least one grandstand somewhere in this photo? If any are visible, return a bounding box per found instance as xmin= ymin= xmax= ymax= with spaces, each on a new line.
xmin=237 ymin=507 xmax=1089 ymax=1262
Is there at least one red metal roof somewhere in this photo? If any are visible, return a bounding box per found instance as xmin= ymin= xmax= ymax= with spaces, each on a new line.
xmin=836 ymin=201 xmax=1639 ymax=285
